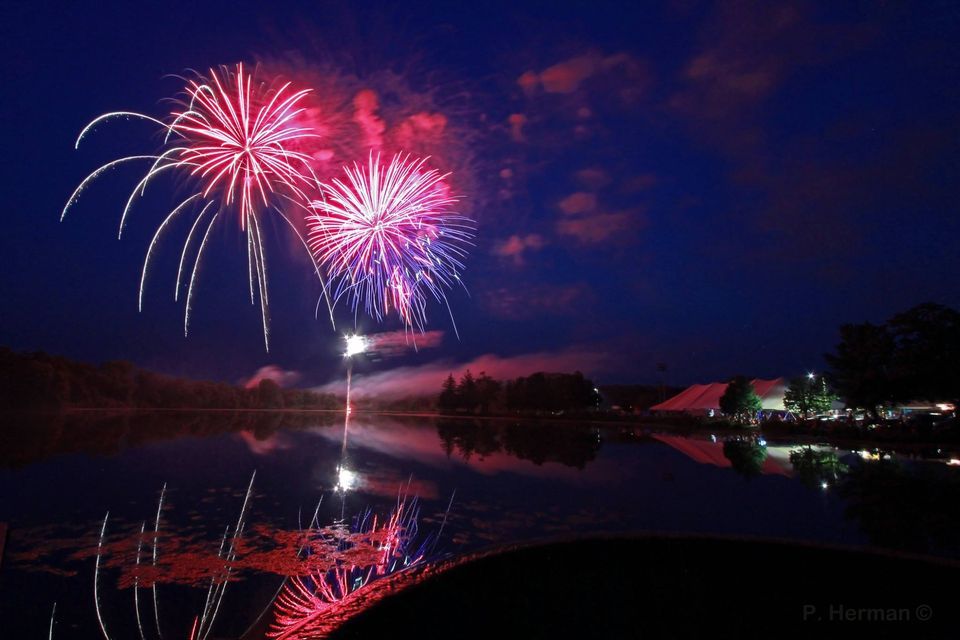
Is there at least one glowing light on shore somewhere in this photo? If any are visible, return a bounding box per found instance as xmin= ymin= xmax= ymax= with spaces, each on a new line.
xmin=343 ymin=334 xmax=368 ymax=358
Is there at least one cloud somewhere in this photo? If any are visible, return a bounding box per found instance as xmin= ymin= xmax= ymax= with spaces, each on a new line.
xmin=517 ymin=71 xmax=539 ymax=95
xmin=318 ymin=348 xmax=608 ymax=399
xmin=555 ymin=191 xmax=644 ymax=245
xmin=557 ymin=191 xmax=597 ymax=215
xmin=576 ymin=167 xmax=612 ymax=190
xmin=366 ymin=329 xmax=445 ymax=357
xmin=539 ymin=54 xmax=603 ymax=93
xmin=481 ymin=282 xmax=591 ymax=319
xmin=393 ymin=111 xmax=448 ymax=149
xmin=669 ymin=4 xmax=804 ymax=128
xmin=243 ymin=365 xmax=301 ymax=389
xmin=519 ymin=52 xmax=648 ymax=96
xmin=662 ymin=1 xmax=882 ymax=267
xmin=352 ymin=88 xmax=386 ymax=149
xmin=507 ymin=113 xmax=527 ymax=142
xmin=622 ymin=173 xmax=658 ymax=192
xmin=491 ymin=234 xmax=546 ymax=265
xmin=556 ymin=212 xmax=634 ymax=244
xmin=667 ymin=2 xmax=875 ymax=157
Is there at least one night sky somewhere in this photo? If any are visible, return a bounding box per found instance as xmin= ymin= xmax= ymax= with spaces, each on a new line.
xmin=2 ymin=0 xmax=959 ymax=391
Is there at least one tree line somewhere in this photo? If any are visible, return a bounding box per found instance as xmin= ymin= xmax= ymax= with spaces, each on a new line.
xmin=438 ymin=370 xmax=599 ymax=415
xmin=0 ymin=347 xmax=339 ymax=411
xmin=716 ymin=302 xmax=959 ymax=423
xmin=824 ymin=302 xmax=960 ymax=419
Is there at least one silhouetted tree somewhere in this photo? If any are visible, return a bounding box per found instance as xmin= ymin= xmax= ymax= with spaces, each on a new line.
xmin=504 ymin=372 xmax=597 ymax=413
xmin=458 ymin=370 xmax=479 ymax=413
xmin=439 ymin=374 xmax=458 ymax=413
xmin=475 ymin=372 xmax=501 ymax=414
xmin=825 ymin=322 xmax=898 ymax=419
xmin=888 ymin=303 xmax=960 ymax=404
xmin=257 ymin=379 xmax=284 ymax=409
xmin=784 ymin=375 xmax=836 ymax=418
xmin=719 ymin=376 xmax=761 ymax=423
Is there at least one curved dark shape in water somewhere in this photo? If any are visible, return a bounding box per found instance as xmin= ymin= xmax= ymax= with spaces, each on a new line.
xmin=325 ymin=535 xmax=960 ymax=639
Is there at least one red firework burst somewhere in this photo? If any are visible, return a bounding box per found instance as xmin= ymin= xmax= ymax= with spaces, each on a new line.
xmin=171 ymin=63 xmax=318 ymax=229
xmin=64 ymin=63 xmax=327 ymax=350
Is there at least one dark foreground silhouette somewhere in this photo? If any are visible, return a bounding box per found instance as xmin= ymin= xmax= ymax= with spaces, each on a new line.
xmin=327 ymin=536 xmax=959 ymax=639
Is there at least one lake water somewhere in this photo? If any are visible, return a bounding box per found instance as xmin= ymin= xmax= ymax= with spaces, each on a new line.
xmin=1 ymin=411 xmax=958 ymax=638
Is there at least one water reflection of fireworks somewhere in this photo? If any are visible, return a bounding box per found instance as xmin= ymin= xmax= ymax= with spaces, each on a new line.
xmin=269 ymin=495 xmax=432 ymax=640
xmin=91 ymin=474 xmax=256 ymax=640
xmin=60 ymin=473 xmax=451 ymax=640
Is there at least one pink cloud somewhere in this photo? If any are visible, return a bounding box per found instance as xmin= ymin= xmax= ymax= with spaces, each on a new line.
xmin=367 ymin=329 xmax=445 ymax=356
xmin=352 ymin=89 xmax=386 ymax=149
xmin=576 ymin=167 xmax=612 ymax=190
xmin=539 ymin=54 xmax=602 ymax=93
xmin=517 ymin=51 xmax=649 ymax=96
xmin=557 ymin=191 xmax=597 ymax=215
xmin=393 ymin=111 xmax=448 ymax=149
xmin=517 ymin=71 xmax=540 ymax=95
xmin=556 ymin=212 xmax=634 ymax=244
xmin=491 ymin=234 xmax=546 ymax=265
xmin=507 ymin=113 xmax=527 ymax=141
xmin=623 ymin=173 xmax=658 ymax=192
xmin=481 ymin=283 xmax=591 ymax=320
xmin=318 ymin=348 xmax=606 ymax=399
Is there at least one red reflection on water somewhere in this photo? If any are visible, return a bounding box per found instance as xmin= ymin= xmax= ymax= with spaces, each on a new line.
xmin=269 ymin=498 xmax=425 ymax=640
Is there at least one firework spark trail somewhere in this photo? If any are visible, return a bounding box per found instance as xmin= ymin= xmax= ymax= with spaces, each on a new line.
xmin=139 ymin=194 xmax=202 ymax=311
xmin=48 ymin=602 xmax=56 ymax=640
xmin=64 ymin=63 xmax=332 ymax=350
xmin=197 ymin=525 xmax=230 ymax=639
xmin=87 ymin=478 xmax=262 ymax=640
xmin=435 ymin=488 xmax=457 ymax=552
xmin=152 ymin=483 xmax=166 ymax=640
xmin=238 ymin=496 xmax=325 ymax=640
xmin=197 ymin=471 xmax=256 ymax=640
xmin=133 ymin=521 xmax=147 ymax=640
xmin=94 ymin=512 xmax=112 ymax=640
xmin=174 ymin=202 xmax=216 ymax=302
xmin=184 ymin=211 xmax=220 ymax=338
xmin=307 ymin=152 xmax=474 ymax=334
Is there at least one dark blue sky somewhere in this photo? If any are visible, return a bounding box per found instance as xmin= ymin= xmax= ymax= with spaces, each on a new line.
xmin=2 ymin=0 xmax=959 ymax=388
